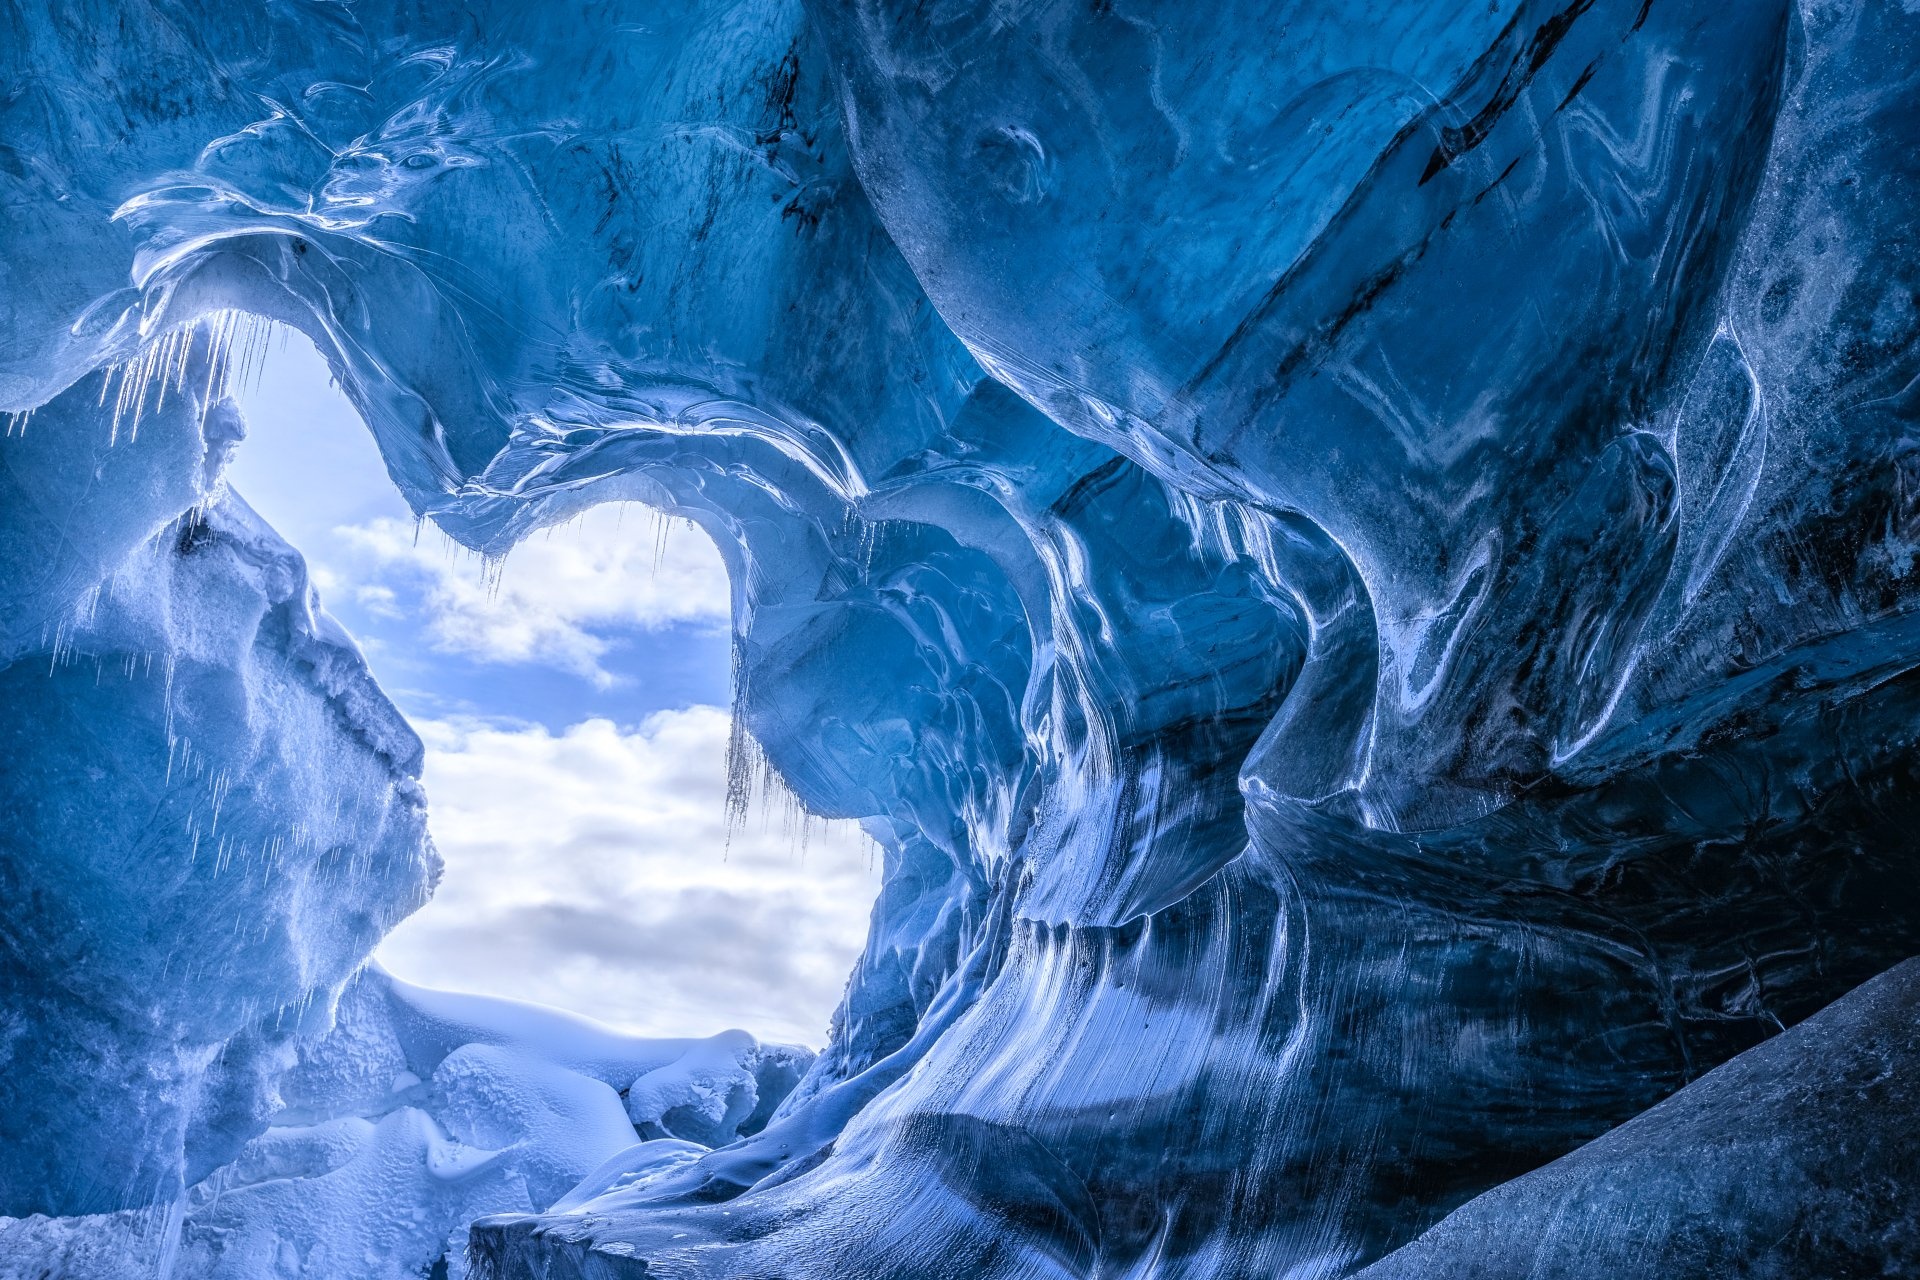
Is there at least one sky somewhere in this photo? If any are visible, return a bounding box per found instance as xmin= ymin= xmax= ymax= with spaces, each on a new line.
xmin=227 ymin=329 xmax=880 ymax=1046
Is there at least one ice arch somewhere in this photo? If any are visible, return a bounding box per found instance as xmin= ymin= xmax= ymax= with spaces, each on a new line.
xmin=3 ymin=1 xmax=1920 ymax=1278
xmin=217 ymin=330 xmax=876 ymax=1047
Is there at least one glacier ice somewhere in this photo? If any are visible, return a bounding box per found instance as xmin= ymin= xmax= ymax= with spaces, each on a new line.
xmin=3 ymin=0 xmax=1920 ymax=1276
xmin=1350 ymin=957 xmax=1920 ymax=1279
xmin=0 ymin=347 xmax=437 ymax=1219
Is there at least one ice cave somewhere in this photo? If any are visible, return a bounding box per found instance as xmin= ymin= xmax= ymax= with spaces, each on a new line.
xmin=3 ymin=1 xmax=1919 ymax=1277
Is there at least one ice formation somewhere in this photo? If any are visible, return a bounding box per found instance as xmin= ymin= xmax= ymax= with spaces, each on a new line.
xmin=0 ymin=347 xmax=437 ymax=1220
xmin=2 ymin=0 xmax=1918 ymax=1277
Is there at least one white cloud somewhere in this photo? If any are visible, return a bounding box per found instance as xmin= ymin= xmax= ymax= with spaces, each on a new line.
xmin=374 ymin=707 xmax=882 ymax=1046
xmin=332 ymin=505 xmax=731 ymax=688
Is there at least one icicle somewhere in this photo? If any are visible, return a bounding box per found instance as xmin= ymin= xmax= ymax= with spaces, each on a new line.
xmin=161 ymin=653 xmax=178 ymax=743
xmin=723 ymin=711 xmax=761 ymax=846
xmin=653 ymin=507 xmax=671 ymax=574
xmin=129 ymin=337 xmax=161 ymax=441
xmin=108 ymin=359 xmax=131 ymax=445
xmin=201 ymin=310 xmax=234 ymax=416
xmin=151 ymin=324 xmax=176 ymax=414
xmin=170 ymin=320 xmax=193 ymax=402
xmin=147 ymin=1194 xmax=187 ymax=1280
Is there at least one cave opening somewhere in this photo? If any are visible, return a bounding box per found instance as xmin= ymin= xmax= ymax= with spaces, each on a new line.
xmin=224 ymin=322 xmax=880 ymax=1048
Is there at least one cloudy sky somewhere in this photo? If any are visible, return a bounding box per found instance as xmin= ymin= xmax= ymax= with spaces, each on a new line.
xmin=228 ymin=330 xmax=879 ymax=1046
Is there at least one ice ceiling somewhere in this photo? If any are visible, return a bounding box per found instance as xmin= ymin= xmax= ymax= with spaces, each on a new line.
xmin=3 ymin=1 xmax=1919 ymax=1277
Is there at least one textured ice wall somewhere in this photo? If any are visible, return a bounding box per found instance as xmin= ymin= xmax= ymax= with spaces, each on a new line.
xmin=0 ymin=335 xmax=438 ymax=1219
xmin=3 ymin=0 xmax=1919 ymax=1276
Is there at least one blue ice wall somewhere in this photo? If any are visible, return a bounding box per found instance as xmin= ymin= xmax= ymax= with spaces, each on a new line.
xmin=0 ymin=347 xmax=437 ymax=1216
xmin=2 ymin=1 xmax=1919 ymax=1277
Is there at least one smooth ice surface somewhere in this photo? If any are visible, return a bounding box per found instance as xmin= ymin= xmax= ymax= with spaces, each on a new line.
xmin=3 ymin=0 xmax=1919 ymax=1277
xmin=1350 ymin=958 xmax=1920 ymax=1279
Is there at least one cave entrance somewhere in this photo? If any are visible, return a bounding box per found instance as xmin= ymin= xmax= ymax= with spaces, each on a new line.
xmin=226 ymin=325 xmax=878 ymax=1047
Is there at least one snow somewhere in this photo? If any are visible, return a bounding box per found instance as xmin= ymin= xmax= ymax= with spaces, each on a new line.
xmin=1 ymin=968 xmax=813 ymax=1279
